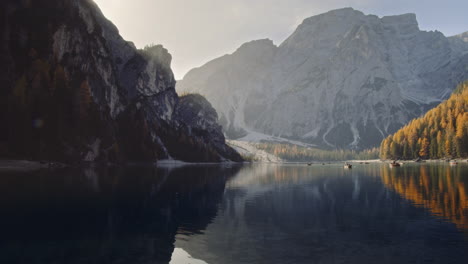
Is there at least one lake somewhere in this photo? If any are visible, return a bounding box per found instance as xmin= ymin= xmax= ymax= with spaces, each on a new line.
xmin=0 ymin=162 xmax=467 ymax=263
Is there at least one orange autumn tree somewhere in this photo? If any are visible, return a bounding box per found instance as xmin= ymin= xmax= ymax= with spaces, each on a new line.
xmin=380 ymin=81 xmax=468 ymax=160
xmin=419 ymin=137 xmax=430 ymax=158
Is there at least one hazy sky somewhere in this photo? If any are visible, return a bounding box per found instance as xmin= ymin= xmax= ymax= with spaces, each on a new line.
xmin=93 ymin=0 xmax=468 ymax=79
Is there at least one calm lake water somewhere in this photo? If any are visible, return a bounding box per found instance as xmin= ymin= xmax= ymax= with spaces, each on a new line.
xmin=1 ymin=162 xmax=468 ymax=264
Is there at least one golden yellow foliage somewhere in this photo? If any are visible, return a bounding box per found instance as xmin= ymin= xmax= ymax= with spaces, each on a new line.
xmin=380 ymin=81 xmax=468 ymax=159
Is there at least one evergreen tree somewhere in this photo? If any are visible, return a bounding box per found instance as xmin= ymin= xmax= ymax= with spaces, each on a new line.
xmin=419 ymin=137 xmax=430 ymax=158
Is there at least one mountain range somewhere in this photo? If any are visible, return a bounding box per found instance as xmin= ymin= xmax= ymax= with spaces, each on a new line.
xmin=177 ymin=8 xmax=468 ymax=149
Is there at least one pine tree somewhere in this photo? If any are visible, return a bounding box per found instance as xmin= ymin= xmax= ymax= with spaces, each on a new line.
xmin=445 ymin=136 xmax=453 ymax=158
xmin=419 ymin=137 xmax=430 ymax=158
xmin=436 ymin=131 xmax=444 ymax=157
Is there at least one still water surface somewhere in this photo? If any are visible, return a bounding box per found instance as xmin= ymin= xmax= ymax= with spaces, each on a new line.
xmin=0 ymin=163 xmax=467 ymax=263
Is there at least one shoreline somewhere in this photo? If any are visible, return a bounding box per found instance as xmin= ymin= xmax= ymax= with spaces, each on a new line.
xmin=0 ymin=160 xmax=65 ymax=172
xmin=0 ymin=159 xmax=245 ymax=172
xmin=2 ymin=158 xmax=465 ymax=172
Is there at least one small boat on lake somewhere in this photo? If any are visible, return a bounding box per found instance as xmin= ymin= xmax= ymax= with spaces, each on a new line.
xmin=344 ymin=163 xmax=352 ymax=169
xmin=389 ymin=161 xmax=401 ymax=168
xmin=307 ymin=163 xmax=312 ymax=166
xmin=450 ymin=160 xmax=458 ymax=166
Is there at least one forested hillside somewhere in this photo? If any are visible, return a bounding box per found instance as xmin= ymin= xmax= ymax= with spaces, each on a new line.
xmin=256 ymin=143 xmax=379 ymax=161
xmin=380 ymin=82 xmax=468 ymax=160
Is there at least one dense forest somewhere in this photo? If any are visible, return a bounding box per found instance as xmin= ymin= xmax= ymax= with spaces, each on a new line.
xmin=256 ymin=143 xmax=379 ymax=161
xmin=380 ymin=81 xmax=468 ymax=160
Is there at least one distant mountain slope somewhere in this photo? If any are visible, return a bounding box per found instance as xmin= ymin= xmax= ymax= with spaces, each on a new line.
xmin=449 ymin=31 xmax=468 ymax=53
xmin=380 ymin=81 xmax=468 ymax=160
xmin=177 ymin=8 xmax=468 ymax=149
xmin=0 ymin=0 xmax=241 ymax=163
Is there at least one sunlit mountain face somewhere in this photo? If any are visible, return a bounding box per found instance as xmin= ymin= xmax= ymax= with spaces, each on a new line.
xmin=177 ymin=8 xmax=468 ymax=150
xmin=382 ymin=164 xmax=468 ymax=231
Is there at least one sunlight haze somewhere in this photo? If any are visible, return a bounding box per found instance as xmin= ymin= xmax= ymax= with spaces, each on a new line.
xmin=93 ymin=0 xmax=468 ymax=79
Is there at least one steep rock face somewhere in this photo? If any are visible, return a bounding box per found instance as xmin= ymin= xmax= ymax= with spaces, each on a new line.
xmin=181 ymin=39 xmax=277 ymax=139
xmin=0 ymin=0 xmax=241 ymax=163
xmin=176 ymin=94 xmax=242 ymax=161
xmin=177 ymin=8 xmax=468 ymax=149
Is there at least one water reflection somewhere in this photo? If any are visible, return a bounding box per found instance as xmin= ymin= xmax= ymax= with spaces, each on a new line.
xmin=0 ymin=165 xmax=241 ymax=264
xmin=382 ymin=163 xmax=468 ymax=230
xmin=177 ymin=164 xmax=468 ymax=264
xmin=1 ymin=163 xmax=468 ymax=264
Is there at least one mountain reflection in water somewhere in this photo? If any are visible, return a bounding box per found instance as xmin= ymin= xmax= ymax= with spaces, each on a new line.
xmin=176 ymin=163 xmax=468 ymax=264
xmin=0 ymin=165 xmax=241 ymax=264
xmin=0 ymin=163 xmax=467 ymax=264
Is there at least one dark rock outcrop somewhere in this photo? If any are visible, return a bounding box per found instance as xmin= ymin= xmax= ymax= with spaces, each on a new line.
xmin=0 ymin=0 xmax=241 ymax=163
xmin=176 ymin=94 xmax=241 ymax=161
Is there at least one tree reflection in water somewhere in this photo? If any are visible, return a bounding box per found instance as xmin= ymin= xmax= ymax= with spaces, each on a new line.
xmin=1 ymin=163 xmax=467 ymax=264
xmin=382 ymin=163 xmax=468 ymax=231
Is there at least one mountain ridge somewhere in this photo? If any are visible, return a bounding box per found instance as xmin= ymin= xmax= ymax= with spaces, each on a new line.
xmin=177 ymin=8 xmax=468 ymax=149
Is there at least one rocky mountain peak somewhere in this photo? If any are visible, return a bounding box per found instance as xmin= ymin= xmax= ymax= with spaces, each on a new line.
xmin=234 ymin=39 xmax=278 ymax=61
xmin=237 ymin=39 xmax=276 ymax=52
xmin=381 ymin=13 xmax=419 ymax=33
xmin=296 ymin=8 xmax=365 ymax=34
xmin=177 ymin=8 xmax=468 ymax=150
xmin=303 ymin=7 xmax=365 ymax=23
xmin=141 ymin=44 xmax=173 ymax=70
xmin=382 ymin=13 xmax=418 ymax=24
